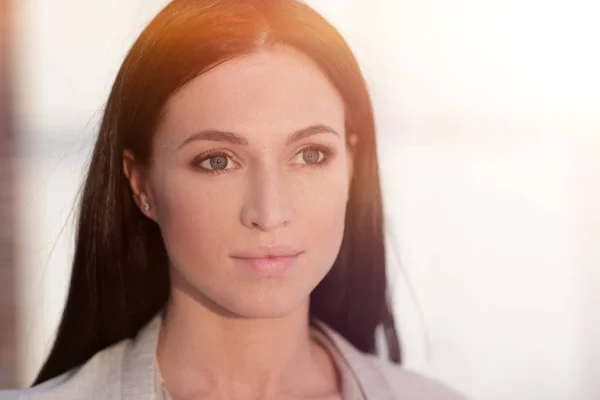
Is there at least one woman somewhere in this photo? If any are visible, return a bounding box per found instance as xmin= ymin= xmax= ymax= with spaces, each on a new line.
xmin=2 ymin=1 xmax=468 ymax=399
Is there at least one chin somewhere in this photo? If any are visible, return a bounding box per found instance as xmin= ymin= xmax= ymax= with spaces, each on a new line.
xmin=218 ymin=286 xmax=310 ymax=320
xmin=172 ymin=266 xmax=314 ymax=320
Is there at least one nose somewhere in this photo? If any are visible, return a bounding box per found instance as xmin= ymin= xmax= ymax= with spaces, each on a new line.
xmin=240 ymin=166 xmax=292 ymax=232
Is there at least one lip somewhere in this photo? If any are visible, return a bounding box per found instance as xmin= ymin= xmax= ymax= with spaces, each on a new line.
xmin=231 ymin=245 xmax=303 ymax=259
xmin=231 ymin=246 xmax=303 ymax=277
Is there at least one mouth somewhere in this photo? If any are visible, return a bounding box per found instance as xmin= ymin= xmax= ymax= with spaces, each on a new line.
xmin=231 ymin=245 xmax=303 ymax=259
xmin=230 ymin=249 xmax=303 ymax=278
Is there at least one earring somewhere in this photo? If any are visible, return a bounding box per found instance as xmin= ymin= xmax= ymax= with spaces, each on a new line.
xmin=143 ymin=202 xmax=151 ymax=212
xmin=349 ymin=134 xmax=358 ymax=147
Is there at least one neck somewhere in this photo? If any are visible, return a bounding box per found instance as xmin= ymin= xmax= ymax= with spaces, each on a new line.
xmin=156 ymin=286 xmax=338 ymax=399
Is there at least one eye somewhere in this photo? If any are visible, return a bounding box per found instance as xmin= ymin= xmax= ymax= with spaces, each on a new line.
xmin=193 ymin=151 xmax=236 ymax=173
xmin=293 ymin=145 xmax=330 ymax=166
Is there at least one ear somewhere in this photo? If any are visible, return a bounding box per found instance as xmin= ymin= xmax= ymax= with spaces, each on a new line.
xmin=123 ymin=149 xmax=155 ymax=220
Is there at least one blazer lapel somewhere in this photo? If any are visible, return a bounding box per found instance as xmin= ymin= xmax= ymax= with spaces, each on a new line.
xmin=311 ymin=320 xmax=396 ymax=400
xmin=121 ymin=314 xmax=162 ymax=400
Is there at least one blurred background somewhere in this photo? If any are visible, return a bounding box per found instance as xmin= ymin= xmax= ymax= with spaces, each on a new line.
xmin=1 ymin=0 xmax=599 ymax=399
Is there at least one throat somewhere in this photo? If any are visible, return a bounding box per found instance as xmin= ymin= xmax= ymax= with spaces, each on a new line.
xmin=155 ymin=303 xmax=341 ymax=400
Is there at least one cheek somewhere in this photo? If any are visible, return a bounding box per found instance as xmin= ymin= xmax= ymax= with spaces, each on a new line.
xmin=150 ymin=171 xmax=241 ymax=267
xmin=293 ymin=160 xmax=349 ymax=214
xmin=290 ymin=166 xmax=349 ymax=257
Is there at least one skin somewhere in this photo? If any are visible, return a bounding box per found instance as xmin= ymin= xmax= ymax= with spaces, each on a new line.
xmin=123 ymin=46 xmax=357 ymax=399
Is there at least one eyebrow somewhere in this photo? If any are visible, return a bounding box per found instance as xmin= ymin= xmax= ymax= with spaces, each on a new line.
xmin=178 ymin=124 xmax=340 ymax=149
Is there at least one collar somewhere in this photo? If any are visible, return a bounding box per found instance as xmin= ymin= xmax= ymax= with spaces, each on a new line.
xmin=120 ymin=313 xmax=394 ymax=400
xmin=310 ymin=320 xmax=395 ymax=400
xmin=121 ymin=313 xmax=162 ymax=400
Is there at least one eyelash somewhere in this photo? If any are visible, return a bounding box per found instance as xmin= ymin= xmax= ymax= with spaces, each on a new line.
xmin=191 ymin=144 xmax=336 ymax=175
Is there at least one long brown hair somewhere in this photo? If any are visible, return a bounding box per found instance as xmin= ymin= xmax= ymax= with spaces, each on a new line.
xmin=34 ymin=0 xmax=400 ymax=385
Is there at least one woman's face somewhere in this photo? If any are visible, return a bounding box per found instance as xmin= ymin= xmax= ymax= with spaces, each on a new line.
xmin=137 ymin=47 xmax=352 ymax=318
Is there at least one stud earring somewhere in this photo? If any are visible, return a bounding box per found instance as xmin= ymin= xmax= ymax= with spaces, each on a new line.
xmin=143 ymin=202 xmax=151 ymax=212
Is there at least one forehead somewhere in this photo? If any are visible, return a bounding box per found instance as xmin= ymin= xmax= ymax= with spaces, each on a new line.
xmin=157 ymin=46 xmax=346 ymax=145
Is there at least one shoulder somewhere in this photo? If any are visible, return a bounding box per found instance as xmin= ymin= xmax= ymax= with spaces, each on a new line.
xmin=311 ymin=319 xmax=471 ymax=400
xmin=0 ymin=339 xmax=131 ymax=400
xmin=366 ymin=355 xmax=470 ymax=400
